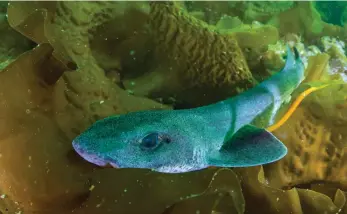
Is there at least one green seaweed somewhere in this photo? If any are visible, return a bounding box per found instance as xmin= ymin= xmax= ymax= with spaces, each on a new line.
xmin=314 ymin=1 xmax=347 ymax=27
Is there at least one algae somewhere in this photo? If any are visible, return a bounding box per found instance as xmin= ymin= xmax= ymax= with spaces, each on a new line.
xmin=1 ymin=1 xmax=347 ymax=214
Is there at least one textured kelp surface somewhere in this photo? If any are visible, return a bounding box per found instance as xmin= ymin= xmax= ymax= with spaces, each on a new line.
xmin=0 ymin=1 xmax=347 ymax=214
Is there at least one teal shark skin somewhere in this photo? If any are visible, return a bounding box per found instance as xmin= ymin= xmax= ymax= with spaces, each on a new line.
xmin=72 ymin=46 xmax=305 ymax=173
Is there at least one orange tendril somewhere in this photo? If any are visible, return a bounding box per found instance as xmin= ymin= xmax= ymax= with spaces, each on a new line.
xmin=266 ymin=84 xmax=329 ymax=132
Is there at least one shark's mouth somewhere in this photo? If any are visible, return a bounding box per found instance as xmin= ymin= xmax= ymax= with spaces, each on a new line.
xmin=108 ymin=162 xmax=119 ymax=168
xmin=72 ymin=140 xmax=109 ymax=167
xmin=72 ymin=140 xmax=122 ymax=168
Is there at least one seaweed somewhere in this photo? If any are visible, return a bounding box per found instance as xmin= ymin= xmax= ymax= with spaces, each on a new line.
xmin=314 ymin=1 xmax=347 ymax=27
xmin=2 ymin=1 xmax=347 ymax=214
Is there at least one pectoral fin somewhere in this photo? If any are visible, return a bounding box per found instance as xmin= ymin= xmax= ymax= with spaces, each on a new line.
xmin=208 ymin=124 xmax=287 ymax=167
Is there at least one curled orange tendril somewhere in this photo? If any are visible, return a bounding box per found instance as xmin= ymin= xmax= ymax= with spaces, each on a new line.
xmin=267 ymin=84 xmax=329 ymax=132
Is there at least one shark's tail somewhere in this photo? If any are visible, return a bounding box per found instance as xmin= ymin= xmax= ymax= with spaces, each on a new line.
xmin=281 ymin=45 xmax=304 ymax=74
xmin=293 ymin=46 xmax=300 ymax=60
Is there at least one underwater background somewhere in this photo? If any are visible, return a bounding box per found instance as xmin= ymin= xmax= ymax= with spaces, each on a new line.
xmin=0 ymin=1 xmax=347 ymax=214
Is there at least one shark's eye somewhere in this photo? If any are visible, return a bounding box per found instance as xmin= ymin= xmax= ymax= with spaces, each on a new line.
xmin=140 ymin=132 xmax=161 ymax=150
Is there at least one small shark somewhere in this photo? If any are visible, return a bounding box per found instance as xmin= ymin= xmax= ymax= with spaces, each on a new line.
xmin=72 ymin=46 xmax=305 ymax=173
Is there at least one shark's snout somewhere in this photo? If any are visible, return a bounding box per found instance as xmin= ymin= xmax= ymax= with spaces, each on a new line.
xmin=72 ymin=140 xmax=109 ymax=167
xmin=72 ymin=140 xmax=86 ymax=157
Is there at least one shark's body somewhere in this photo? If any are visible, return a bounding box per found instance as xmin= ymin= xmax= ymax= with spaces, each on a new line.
xmin=72 ymin=46 xmax=305 ymax=173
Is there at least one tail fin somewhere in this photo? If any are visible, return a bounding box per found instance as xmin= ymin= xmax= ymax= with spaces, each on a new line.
xmin=282 ymin=45 xmax=296 ymax=72
xmin=282 ymin=45 xmax=303 ymax=72
xmin=293 ymin=46 xmax=304 ymax=67
xmin=293 ymin=46 xmax=300 ymax=60
xmin=279 ymin=45 xmax=305 ymax=81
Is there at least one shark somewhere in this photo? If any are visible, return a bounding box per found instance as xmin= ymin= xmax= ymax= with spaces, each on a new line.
xmin=72 ymin=46 xmax=309 ymax=173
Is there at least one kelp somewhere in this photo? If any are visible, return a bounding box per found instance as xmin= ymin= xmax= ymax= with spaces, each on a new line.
xmin=72 ymin=168 xmax=244 ymax=214
xmin=303 ymin=53 xmax=331 ymax=82
xmin=235 ymin=166 xmax=347 ymax=214
xmin=0 ymin=43 xmax=244 ymax=214
xmin=267 ymin=2 xmax=347 ymax=42
xmin=7 ymin=1 xmax=172 ymax=137
xmin=3 ymin=1 xmax=347 ymax=214
xmin=0 ymin=43 xmax=88 ymax=213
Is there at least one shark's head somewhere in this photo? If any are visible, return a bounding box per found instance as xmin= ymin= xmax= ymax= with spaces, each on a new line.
xmin=72 ymin=110 xmax=206 ymax=173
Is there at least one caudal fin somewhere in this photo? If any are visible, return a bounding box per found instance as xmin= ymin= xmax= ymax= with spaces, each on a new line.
xmin=293 ymin=46 xmax=300 ymax=60
xmin=282 ymin=45 xmax=303 ymax=72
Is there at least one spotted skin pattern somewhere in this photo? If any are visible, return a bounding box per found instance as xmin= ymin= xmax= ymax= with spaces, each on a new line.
xmin=73 ymin=46 xmax=305 ymax=173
